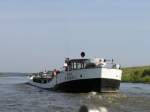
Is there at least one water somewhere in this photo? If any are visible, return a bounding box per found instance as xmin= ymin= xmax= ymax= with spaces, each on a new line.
xmin=0 ymin=76 xmax=150 ymax=112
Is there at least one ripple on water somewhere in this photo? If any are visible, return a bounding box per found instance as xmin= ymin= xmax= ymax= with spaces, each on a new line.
xmin=0 ymin=77 xmax=150 ymax=112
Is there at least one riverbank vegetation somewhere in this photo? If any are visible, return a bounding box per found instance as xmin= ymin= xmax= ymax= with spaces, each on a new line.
xmin=0 ymin=73 xmax=4 ymax=77
xmin=122 ymin=66 xmax=150 ymax=83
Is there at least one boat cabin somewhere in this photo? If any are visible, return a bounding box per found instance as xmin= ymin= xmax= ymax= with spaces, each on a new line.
xmin=64 ymin=58 xmax=100 ymax=71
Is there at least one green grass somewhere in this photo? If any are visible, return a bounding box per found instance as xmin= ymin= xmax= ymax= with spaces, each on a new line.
xmin=122 ymin=66 xmax=150 ymax=83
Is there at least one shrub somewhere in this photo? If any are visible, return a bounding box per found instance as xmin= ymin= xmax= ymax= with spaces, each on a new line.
xmin=122 ymin=66 xmax=150 ymax=83
xmin=142 ymin=69 xmax=150 ymax=77
xmin=141 ymin=76 xmax=150 ymax=83
xmin=122 ymin=75 xmax=131 ymax=82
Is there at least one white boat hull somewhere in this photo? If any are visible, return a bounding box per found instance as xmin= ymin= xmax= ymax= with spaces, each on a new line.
xmin=28 ymin=68 xmax=122 ymax=93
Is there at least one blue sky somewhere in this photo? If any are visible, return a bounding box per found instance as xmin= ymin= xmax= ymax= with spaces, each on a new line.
xmin=0 ymin=0 xmax=150 ymax=72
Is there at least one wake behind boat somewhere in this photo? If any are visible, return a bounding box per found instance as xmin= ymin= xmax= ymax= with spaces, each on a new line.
xmin=28 ymin=53 xmax=122 ymax=93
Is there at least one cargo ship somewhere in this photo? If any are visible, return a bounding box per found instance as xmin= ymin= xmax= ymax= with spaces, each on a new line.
xmin=28 ymin=53 xmax=122 ymax=93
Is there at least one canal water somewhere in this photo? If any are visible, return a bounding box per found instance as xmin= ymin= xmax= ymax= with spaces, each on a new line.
xmin=0 ymin=76 xmax=150 ymax=112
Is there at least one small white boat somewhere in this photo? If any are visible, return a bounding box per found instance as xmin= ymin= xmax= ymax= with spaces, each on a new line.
xmin=28 ymin=53 xmax=122 ymax=93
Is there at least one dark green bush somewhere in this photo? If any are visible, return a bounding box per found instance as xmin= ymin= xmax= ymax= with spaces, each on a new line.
xmin=142 ymin=69 xmax=150 ymax=77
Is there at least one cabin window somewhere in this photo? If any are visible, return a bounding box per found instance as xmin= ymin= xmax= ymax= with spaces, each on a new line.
xmin=66 ymin=59 xmax=90 ymax=70
xmin=85 ymin=63 xmax=96 ymax=69
xmin=70 ymin=62 xmax=85 ymax=70
xmin=74 ymin=63 xmax=77 ymax=69
xmin=77 ymin=63 xmax=81 ymax=69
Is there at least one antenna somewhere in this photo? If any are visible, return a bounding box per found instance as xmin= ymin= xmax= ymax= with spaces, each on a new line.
xmin=112 ymin=59 xmax=114 ymax=64
xmin=64 ymin=37 xmax=71 ymax=58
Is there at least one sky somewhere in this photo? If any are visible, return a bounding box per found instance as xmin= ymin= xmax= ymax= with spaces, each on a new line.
xmin=0 ymin=0 xmax=150 ymax=72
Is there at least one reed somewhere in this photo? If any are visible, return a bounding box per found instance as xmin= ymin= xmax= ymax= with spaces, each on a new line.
xmin=122 ymin=66 xmax=150 ymax=83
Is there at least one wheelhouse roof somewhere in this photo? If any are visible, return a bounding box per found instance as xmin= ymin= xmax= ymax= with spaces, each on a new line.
xmin=69 ymin=59 xmax=89 ymax=63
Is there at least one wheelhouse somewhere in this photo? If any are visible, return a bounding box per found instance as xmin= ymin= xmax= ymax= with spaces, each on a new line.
xmin=64 ymin=58 xmax=121 ymax=71
xmin=64 ymin=58 xmax=90 ymax=71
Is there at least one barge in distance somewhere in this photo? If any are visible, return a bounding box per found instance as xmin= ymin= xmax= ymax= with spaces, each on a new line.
xmin=28 ymin=53 xmax=122 ymax=93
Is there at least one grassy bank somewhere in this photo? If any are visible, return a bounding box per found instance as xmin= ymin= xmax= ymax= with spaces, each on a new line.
xmin=122 ymin=66 xmax=150 ymax=83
